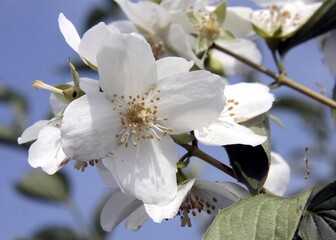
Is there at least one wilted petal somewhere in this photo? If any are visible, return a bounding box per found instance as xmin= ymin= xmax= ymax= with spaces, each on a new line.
xmin=78 ymin=23 xmax=119 ymax=67
xmin=156 ymin=70 xmax=225 ymax=133
xmin=58 ymin=13 xmax=81 ymax=53
xmin=28 ymin=126 xmax=66 ymax=174
xmin=144 ymin=179 xmax=195 ymax=223
xmin=115 ymin=0 xmax=171 ymax=35
xmin=101 ymin=190 xmax=143 ymax=232
xmin=61 ymin=93 xmax=120 ymax=160
xmin=195 ymin=118 xmax=266 ymax=146
xmin=103 ymin=136 xmax=178 ymax=205
xmin=18 ymin=120 xmax=49 ymax=144
xmin=264 ymin=152 xmax=290 ymax=196
xmin=97 ymin=34 xmax=157 ymax=98
xmin=223 ymin=82 xmax=274 ymax=123
xmin=156 ymin=57 xmax=193 ymax=80
xmin=126 ymin=206 xmax=149 ymax=231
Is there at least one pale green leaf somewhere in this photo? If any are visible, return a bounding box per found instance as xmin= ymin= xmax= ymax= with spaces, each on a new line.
xmin=203 ymin=189 xmax=313 ymax=240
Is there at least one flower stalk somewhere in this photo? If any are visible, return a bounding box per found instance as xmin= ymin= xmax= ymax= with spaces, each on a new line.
xmin=213 ymin=43 xmax=336 ymax=109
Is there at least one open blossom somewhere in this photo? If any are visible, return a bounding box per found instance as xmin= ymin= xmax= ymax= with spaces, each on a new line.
xmin=250 ymin=0 xmax=322 ymax=38
xmin=112 ymin=0 xmax=203 ymax=67
xmin=195 ymin=82 xmax=274 ymax=146
xmin=18 ymin=78 xmax=99 ymax=174
xmin=100 ymin=178 xmax=249 ymax=231
xmin=61 ymin=33 xmax=225 ymax=205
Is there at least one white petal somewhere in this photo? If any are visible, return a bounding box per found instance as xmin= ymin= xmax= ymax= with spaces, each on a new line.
xmin=58 ymin=13 xmax=81 ymax=53
xmin=50 ymin=77 xmax=99 ymax=115
xmin=144 ymin=179 xmax=195 ymax=223
xmin=96 ymin=161 xmax=118 ymax=188
xmin=97 ymin=34 xmax=157 ymax=98
xmin=61 ymin=93 xmax=120 ymax=160
xmin=223 ymin=83 xmax=274 ymax=123
xmin=195 ymin=119 xmax=266 ymax=146
xmin=78 ymin=22 xmax=120 ymax=67
xmin=264 ymin=152 xmax=290 ymax=196
xmin=101 ymin=190 xmax=143 ymax=232
xmin=212 ymin=39 xmax=262 ymax=76
xmin=156 ymin=70 xmax=225 ymax=133
xmin=319 ymin=30 xmax=336 ymax=77
xmin=115 ymin=0 xmax=171 ymax=35
xmin=156 ymin=57 xmax=193 ymax=80
xmin=18 ymin=120 xmax=49 ymax=144
xmin=109 ymin=20 xmax=138 ymax=34
xmin=164 ymin=24 xmax=204 ymax=68
xmin=224 ymin=7 xmax=254 ymax=37
xmin=125 ymin=205 xmax=149 ymax=231
xmin=28 ymin=126 xmax=66 ymax=174
xmin=194 ymin=180 xmax=249 ymax=202
xmin=102 ymin=136 xmax=178 ymax=205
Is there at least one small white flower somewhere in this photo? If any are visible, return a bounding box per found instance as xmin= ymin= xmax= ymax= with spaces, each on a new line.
xmin=195 ymin=82 xmax=274 ymax=146
xmin=18 ymin=78 xmax=99 ymax=174
xmin=113 ymin=0 xmax=203 ymax=67
xmin=250 ymin=1 xmax=322 ymax=38
xmin=100 ymin=178 xmax=249 ymax=231
xmin=61 ymin=33 xmax=225 ymax=205
xmin=264 ymin=151 xmax=291 ymax=196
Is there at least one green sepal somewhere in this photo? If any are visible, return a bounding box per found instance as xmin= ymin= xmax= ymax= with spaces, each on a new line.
xmin=62 ymin=86 xmax=86 ymax=102
xmin=218 ymin=27 xmax=236 ymax=42
xmin=170 ymin=133 xmax=195 ymax=145
xmin=213 ymin=2 xmax=227 ymax=25
xmin=195 ymin=35 xmax=213 ymax=55
xmin=205 ymin=49 xmax=225 ymax=76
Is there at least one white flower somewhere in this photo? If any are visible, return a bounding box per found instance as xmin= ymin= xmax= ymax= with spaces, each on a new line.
xmin=100 ymin=178 xmax=249 ymax=231
xmin=58 ymin=13 xmax=120 ymax=68
xmin=264 ymin=152 xmax=291 ymax=196
xmin=61 ymin=33 xmax=225 ymax=205
xmin=113 ymin=0 xmax=203 ymax=67
xmin=18 ymin=78 xmax=99 ymax=174
xmin=195 ymin=82 xmax=274 ymax=146
xmin=250 ymin=0 xmax=322 ymax=38
xmin=319 ymin=30 xmax=336 ymax=78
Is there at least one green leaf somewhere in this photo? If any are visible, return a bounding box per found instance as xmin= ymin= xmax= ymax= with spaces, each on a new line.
xmin=224 ymin=114 xmax=271 ymax=194
xmin=299 ymin=181 xmax=336 ymax=240
xmin=33 ymin=226 xmax=81 ymax=240
xmin=15 ymin=171 xmax=70 ymax=203
xmin=203 ymin=189 xmax=313 ymax=240
xmin=278 ymin=1 xmax=336 ymax=56
xmin=213 ymin=2 xmax=226 ymax=25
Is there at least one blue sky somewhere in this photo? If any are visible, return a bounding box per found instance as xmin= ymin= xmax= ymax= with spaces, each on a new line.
xmin=1 ymin=1 xmax=335 ymax=239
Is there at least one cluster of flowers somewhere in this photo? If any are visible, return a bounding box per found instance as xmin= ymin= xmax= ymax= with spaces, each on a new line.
xmin=18 ymin=0 xmax=322 ymax=232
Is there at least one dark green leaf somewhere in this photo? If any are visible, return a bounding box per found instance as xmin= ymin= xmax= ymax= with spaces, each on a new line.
xmin=15 ymin=171 xmax=70 ymax=203
xmin=203 ymin=190 xmax=312 ymax=240
xmin=33 ymin=226 xmax=80 ymax=240
xmin=299 ymin=181 xmax=336 ymax=240
xmin=224 ymin=114 xmax=271 ymax=194
xmin=278 ymin=1 xmax=336 ymax=56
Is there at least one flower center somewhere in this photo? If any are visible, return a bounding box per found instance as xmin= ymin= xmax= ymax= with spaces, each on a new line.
xmin=112 ymin=86 xmax=173 ymax=147
xmin=146 ymin=36 xmax=166 ymax=60
xmin=178 ymin=192 xmax=218 ymax=227
xmin=199 ymin=13 xmax=221 ymax=40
